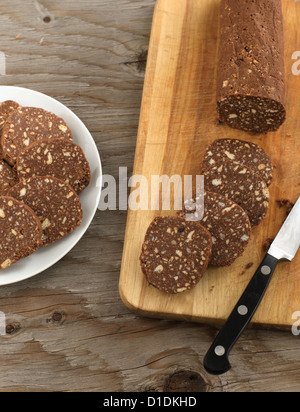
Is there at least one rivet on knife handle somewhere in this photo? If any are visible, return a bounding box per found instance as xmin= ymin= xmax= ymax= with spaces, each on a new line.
xmin=204 ymin=253 xmax=278 ymax=375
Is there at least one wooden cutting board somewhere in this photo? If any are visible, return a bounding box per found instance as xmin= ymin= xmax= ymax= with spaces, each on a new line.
xmin=119 ymin=0 xmax=300 ymax=330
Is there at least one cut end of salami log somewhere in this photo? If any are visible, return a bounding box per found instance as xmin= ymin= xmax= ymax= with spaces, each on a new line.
xmin=217 ymin=0 xmax=286 ymax=134
xmin=218 ymin=96 xmax=286 ymax=134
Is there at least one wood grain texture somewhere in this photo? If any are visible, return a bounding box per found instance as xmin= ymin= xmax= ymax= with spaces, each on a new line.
xmin=0 ymin=0 xmax=299 ymax=393
xmin=120 ymin=0 xmax=300 ymax=330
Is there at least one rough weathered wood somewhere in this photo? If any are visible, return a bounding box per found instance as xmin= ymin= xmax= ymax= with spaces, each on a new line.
xmin=0 ymin=0 xmax=299 ymax=393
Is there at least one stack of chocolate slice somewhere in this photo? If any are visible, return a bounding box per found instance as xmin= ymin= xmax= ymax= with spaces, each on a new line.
xmin=0 ymin=100 xmax=92 ymax=271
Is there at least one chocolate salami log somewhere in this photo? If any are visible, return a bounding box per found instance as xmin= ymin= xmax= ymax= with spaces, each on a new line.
xmin=217 ymin=0 xmax=286 ymax=133
xmin=204 ymin=159 xmax=270 ymax=227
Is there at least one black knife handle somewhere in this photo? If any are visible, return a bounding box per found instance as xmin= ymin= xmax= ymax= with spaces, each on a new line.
xmin=204 ymin=253 xmax=279 ymax=375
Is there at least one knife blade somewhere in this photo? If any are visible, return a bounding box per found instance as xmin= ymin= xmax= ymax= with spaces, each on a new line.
xmin=204 ymin=198 xmax=300 ymax=376
xmin=268 ymin=197 xmax=300 ymax=261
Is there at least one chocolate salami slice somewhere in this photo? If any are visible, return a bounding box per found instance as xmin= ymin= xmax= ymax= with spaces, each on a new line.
xmin=16 ymin=138 xmax=91 ymax=194
xmin=2 ymin=107 xmax=73 ymax=165
xmin=202 ymin=139 xmax=273 ymax=186
xmin=140 ymin=216 xmax=212 ymax=294
xmin=0 ymin=100 xmax=20 ymax=159
xmin=0 ymin=196 xmax=42 ymax=270
xmin=217 ymin=0 xmax=286 ymax=133
xmin=9 ymin=176 xmax=82 ymax=246
xmin=0 ymin=160 xmax=18 ymax=196
xmin=181 ymin=192 xmax=251 ymax=267
xmin=204 ymin=159 xmax=269 ymax=226
xmin=0 ymin=101 xmax=20 ymax=132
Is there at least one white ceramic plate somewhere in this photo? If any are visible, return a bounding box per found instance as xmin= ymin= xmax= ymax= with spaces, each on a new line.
xmin=0 ymin=86 xmax=102 ymax=286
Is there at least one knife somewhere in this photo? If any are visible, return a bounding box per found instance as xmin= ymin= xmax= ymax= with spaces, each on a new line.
xmin=204 ymin=197 xmax=300 ymax=376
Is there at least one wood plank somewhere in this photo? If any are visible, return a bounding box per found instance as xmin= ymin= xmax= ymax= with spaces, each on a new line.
xmin=120 ymin=0 xmax=300 ymax=330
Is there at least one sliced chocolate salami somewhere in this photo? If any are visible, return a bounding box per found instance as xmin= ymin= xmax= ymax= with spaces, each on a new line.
xmin=0 ymin=100 xmax=20 ymax=132
xmin=217 ymin=0 xmax=286 ymax=133
xmin=2 ymin=107 xmax=73 ymax=165
xmin=0 ymin=100 xmax=20 ymax=159
xmin=0 ymin=160 xmax=18 ymax=196
xmin=9 ymin=176 xmax=82 ymax=246
xmin=181 ymin=192 xmax=251 ymax=267
xmin=0 ymin=196 xmax=42 ymax=270
xmin=204 ymin=159 xmax=269 ymax=226
xmin=140 ymin=216 xmax=212 ymax=294
xmin=202 ymin=139 xmax=273 ymax=186
xmin=16 ymin=138 xmax=91 ymax=194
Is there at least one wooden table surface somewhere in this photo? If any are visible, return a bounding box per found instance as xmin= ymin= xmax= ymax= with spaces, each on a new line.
xmin=0 ymin=0 xmax=299 ymax=393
